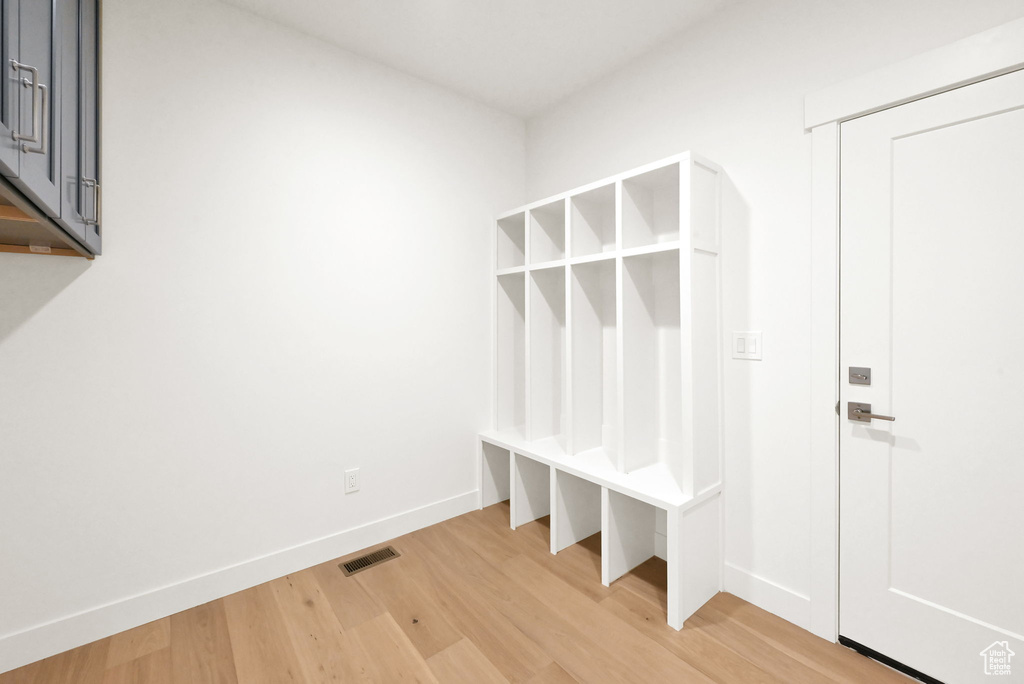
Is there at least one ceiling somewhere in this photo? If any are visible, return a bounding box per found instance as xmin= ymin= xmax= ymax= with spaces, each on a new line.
xmin=220 ymin=0 xmax=736 ymax=117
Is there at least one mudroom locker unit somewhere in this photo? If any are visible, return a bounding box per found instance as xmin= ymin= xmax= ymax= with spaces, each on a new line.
xmin=480 ymin=152 xmax=725 ymax=630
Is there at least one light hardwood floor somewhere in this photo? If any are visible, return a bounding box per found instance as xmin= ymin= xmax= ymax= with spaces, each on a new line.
xmin=1 ymin=502 xmax=908 ymax=683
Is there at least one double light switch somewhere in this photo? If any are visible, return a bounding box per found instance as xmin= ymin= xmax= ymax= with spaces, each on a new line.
xmin=732 ymin=331 xmax=762 ymax=360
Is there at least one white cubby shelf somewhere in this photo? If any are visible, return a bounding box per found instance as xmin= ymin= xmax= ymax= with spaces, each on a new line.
xmin=483 ymin=152 xmax=724 ymax=630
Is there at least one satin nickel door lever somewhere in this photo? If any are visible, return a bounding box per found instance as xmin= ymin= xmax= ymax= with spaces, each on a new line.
xmin=848 ymin=402 xmax=895 ymax=422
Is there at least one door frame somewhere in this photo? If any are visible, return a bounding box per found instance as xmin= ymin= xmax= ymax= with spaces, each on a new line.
xmin=806 ymin=15 xmax=1024 ymax=643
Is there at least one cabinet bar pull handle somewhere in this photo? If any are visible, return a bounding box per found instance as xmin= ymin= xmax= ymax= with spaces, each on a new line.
xmin=83 ymin=177 xmax=100 ymax=226
xmin=21 ymin=84 xmax=48 ymax=155
xmin=10 ymin=60 xmax=42 ymax=147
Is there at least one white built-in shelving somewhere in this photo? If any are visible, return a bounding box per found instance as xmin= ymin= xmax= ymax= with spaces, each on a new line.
xmin=497 ymin=212 xmax=526 ymax=269
xmin=622 ymin=248 xmax=683 ymax=476
xmin=529 ymin=266 xmax=567 ymax=451
xmin=481 ymin=152 xmax=723 ymax=630
xmin=513 ymin=452 xmax=550 ymax=529
xmin=495 ymin=272 xmax=526 ymax=438
xmin=571 ymin=183 xmax=615 ymax=257
xmin=552 ymin=469 xmax=602 ymax=554
xmin=622 ymin=163 xmax=680 ymax=247
xmin=529 ymin=199 xmax=566 ymax=264
xmin=570 ymin=257 xmax=617 ymax=460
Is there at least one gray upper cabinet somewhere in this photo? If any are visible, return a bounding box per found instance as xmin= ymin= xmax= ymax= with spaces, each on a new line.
xmin=57 ymin=0 xmax=99 ymax=252
xmin=0 ymin=0 xmax=98 ymax=257
xmin=0 ymin=1 xmax=21 ymax=176
xmin=6 ymin=0 xmax=62 ymax=218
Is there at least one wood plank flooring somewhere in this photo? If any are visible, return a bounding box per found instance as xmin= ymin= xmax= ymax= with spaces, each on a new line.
xmin=1 ymin=502 xmax=908 ymax=683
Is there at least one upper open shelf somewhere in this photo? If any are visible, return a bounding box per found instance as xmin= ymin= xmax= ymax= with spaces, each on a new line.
xmin=622 ymin=163 xmax=680 ymax=249
xmin=530 ymin=199 xmax=566 ymax=264
xmin=571 ymin=183 xmax=616 ymax=257
xmin=497 ymin=212 xmax=526 ymax=269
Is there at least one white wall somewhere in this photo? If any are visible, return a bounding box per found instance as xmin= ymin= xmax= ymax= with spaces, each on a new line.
xmin=525 ymin=0 xmax=1024 ymax=628
xmin=0 ymin=0 xmax=523 ymax=671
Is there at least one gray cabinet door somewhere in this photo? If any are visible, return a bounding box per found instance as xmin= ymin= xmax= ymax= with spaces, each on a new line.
xmin=57 ymin=0 xmax=87 ymax=244
xmin=10 ymin=0 xmax=61 ymax=218
xmin=57 ymin=0 xmax=82 ymax=241
xmin=79 ymin=0 xmax=98 ymax=252
xmin=80 ymin=0 xmax=97 ymax=250
xmin=0 ymin=0 xmax=20 ymax=176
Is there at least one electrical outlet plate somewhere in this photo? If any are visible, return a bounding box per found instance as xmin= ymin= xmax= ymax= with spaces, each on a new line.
xmin=732 ymin=331 xmax=763 ymax=360
xmin=345 ymin=468 xmax=360 ymax=493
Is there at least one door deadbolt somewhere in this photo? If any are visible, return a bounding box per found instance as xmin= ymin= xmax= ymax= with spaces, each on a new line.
xmin=849 ymin=367 xmax=871 ymax=385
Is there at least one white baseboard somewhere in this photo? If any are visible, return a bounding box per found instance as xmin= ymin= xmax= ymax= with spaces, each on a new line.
xmin=723 ymin=562 xmax=811 ymax=631
xmin=0 ymin=490 xmax=479 ymax=675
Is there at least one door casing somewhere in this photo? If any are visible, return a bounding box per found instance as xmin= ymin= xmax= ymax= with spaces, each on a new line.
xmin=806 ymin=16 xmax=1024 ymax=643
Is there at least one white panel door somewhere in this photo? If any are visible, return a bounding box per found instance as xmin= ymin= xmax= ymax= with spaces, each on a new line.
xmin=840 ymin=69 xmax=1024 ymax=683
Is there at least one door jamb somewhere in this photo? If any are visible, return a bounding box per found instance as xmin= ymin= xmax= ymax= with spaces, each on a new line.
xmin=806 ymin=15 xmax=1024 ymax=642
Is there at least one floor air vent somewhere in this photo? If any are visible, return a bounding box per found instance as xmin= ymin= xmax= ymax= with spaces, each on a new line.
xmin=340 ymin=546 xmax=400 ymax=576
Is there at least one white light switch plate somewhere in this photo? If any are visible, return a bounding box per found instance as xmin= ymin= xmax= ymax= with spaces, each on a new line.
xmin=732 ymin=331 xmax=763 ymax=360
